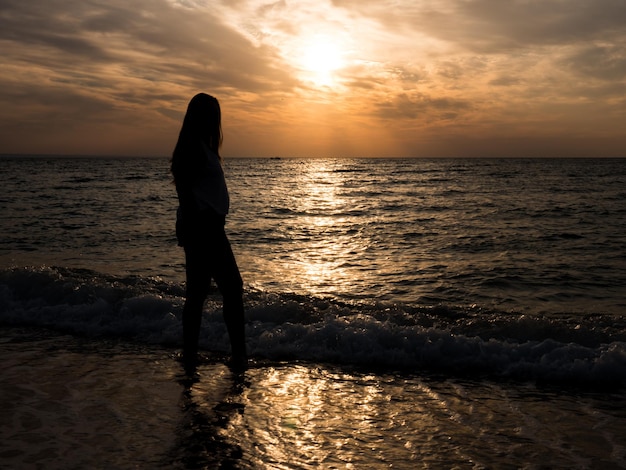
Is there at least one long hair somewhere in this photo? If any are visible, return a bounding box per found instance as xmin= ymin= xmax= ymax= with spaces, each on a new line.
xmin=171 ymin=93 xmax=223 ymax=185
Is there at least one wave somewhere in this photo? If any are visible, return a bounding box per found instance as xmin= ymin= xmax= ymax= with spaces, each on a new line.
xmin=1 ymin=266 xmax=624 ymax=386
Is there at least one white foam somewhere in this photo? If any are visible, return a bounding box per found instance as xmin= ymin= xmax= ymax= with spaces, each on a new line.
xmin=1 ymin=266 xmax=625 ymax=384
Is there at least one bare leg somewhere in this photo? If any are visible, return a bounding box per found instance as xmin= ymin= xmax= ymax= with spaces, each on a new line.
xmin=182 ymin=219 xmax=246 ymax=372
xmin=182 ymin=295 xmax=204 ymax=373
xmin=223 ymin=288 xmax=247 ymax=370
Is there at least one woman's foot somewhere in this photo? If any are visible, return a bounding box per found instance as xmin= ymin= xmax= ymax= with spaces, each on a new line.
xmin=182 ymin=349 xmax=198 ymax=375
xmin=228 ymin=353 xmax=248 ymax=372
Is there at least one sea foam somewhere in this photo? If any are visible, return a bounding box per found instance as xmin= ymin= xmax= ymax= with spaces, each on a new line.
xmin=1 ymin=266 xmax=625 ymax=385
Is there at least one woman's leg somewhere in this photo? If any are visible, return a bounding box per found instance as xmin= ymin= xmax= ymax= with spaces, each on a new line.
xmin=222 ymin=285 xmax=247 ymax=367
xmin=211 ymin=232 xmax=247 ymax=368
xmin=182 ymin=295 xmax=204 ymax=370
xmin=182 ymin=246 xmax=211 ymax=372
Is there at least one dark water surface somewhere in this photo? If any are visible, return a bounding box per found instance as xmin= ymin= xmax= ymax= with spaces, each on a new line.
xmin=2 ymin=157 xmax=625 ymax=314
xmin=1 ymin=157 xmax=625 ymax=468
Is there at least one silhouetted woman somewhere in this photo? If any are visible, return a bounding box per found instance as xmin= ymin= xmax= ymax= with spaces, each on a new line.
xmin=172 ymin=93 xmax=247 ymax=373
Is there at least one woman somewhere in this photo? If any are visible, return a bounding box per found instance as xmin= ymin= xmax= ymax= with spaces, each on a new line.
xmin=171 ymin=93 xmax=247 ymax=373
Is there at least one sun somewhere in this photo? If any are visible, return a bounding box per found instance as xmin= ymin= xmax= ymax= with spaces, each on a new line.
xmin=297 ymin=36 xmax=346 ymax=86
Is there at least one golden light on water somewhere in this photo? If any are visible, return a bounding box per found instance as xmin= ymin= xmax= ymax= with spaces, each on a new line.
xmin=212 ymin=365 xmax=483 ymax=467
xmin=243 ymin=366 xmax=394 ymax=467
xmin=285 ymin=161 xmax=367 ymax=298
xmin=235 ymin=159 xmax=392 ymax=300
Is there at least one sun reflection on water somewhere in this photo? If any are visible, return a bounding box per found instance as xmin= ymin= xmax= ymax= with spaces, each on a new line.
xmin=216 ymin=364 xmax=507 ymax=468
xmin=282 ymin=161 xmax=372 ymax=299
xmin=232 ymin=158 xmax=405 ymax=302
xmin=241 ymin=365 xmax=404 ymax=468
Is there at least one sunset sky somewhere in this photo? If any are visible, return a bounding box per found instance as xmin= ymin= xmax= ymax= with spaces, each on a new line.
xmin=1 ymin=0 xmax=625 ymax=158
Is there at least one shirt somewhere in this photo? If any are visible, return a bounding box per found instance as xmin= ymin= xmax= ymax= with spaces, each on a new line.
xmin=187 ymin=142 xmax=229 ymax=216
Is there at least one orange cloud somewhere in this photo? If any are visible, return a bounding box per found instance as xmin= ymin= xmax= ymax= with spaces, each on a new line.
xmin=0 ymin=0 xmax=624 ymax=157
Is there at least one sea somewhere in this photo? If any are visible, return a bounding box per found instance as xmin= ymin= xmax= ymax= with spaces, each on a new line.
xmin=1 ymin=155 xmax=625 ymax=469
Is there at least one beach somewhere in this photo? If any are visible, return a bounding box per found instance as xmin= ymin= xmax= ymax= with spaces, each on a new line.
xmin=3 ymin=327 xmax=626 ymax=469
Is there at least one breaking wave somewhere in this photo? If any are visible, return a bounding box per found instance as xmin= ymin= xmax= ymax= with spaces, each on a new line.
xmin=1 ymin=266 xmax=625 ymax=385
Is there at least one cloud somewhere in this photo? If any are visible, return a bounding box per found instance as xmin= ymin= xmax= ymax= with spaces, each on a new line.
xmin=0 ymin=0 xmax=299 ymax=155
xmin=0 ymin=0 xmax=624 ymax=156
xmin=562 ymin=43 xmax=626 ymax=81
xmin=332 ymin=0 xmax=626 ymax=50
xmin=375 ymin=93 xmax=471 ymax=121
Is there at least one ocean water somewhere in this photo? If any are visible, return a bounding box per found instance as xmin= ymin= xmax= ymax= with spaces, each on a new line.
xmin=1 ymin=156 xmax=626 ymax=468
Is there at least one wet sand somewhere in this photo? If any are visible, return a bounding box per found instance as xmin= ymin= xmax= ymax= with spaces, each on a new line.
xmin=2 ymin=330 xmax=626 ymax=469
